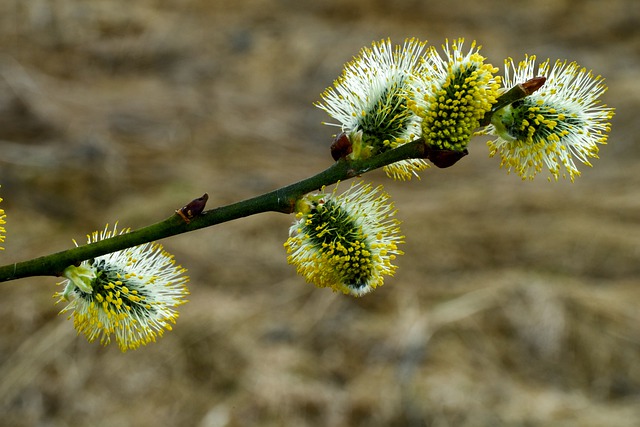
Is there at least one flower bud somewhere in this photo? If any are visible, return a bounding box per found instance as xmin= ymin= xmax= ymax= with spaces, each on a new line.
xmin=411 ymin=39 xmax=500 ymax=155
xmin=485 ymin=56 xmax=614 ymax=181
xmin=55 ymin=224 xmax=189 ymax=351
xmin=284 ymin=182 xmax=404 ymax=296
xmin=317 ymin=38 xmax=430 ymax=180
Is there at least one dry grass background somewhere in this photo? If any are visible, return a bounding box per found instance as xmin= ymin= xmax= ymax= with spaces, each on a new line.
xmin=0 ymin=0 xmax=639 ymax=426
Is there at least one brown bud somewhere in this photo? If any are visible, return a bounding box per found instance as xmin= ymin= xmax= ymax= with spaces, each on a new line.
xmin=176 ymin=193 xmax=209 ymax=224
xmin=521 ymin=76 xmax=546 ymax=95
xmin=330 ymin=132 xmax=353 ymax=161
xmin=427 ymin=148 xmax=468 ymax=168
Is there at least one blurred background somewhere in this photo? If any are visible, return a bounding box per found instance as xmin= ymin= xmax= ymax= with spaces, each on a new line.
xmin=0 ymin=0 xmax=638 ymax=426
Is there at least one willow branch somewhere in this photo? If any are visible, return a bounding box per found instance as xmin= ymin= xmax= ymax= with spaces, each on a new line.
xmin=0 ymin=138 xmax=429 ymax=283
xmin=0 ymin=81 xmax=538 ymax=284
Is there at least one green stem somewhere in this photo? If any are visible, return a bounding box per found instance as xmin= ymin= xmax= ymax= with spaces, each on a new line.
xmin=0 ymin=139 xmax=427 ymax=283
xmin=480 ymin=77 xmax=546 ymax=127
xmin=0 ymin=80 xmax=537 ymax=284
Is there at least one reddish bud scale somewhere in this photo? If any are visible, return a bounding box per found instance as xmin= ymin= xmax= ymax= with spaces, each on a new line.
xmin=427 ymin=148 xmax=468 ymax=168
xmin=330 ymin=132 xmax=353 ymax=161
xmin=521 ymin=76 xmax=546 ymax=95
xmin=176 ymin=193 xmax=209 ymax=224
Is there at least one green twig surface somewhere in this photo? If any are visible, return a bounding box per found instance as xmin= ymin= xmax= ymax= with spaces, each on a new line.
xmin=0 ymin=82 xmax=533 ymax=284
xmin=0 ymin=139 xmax=427 ymax=283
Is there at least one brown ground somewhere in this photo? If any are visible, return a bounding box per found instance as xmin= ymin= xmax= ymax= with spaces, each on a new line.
xmin=0 ymin=0 xmax=639 ymax=426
